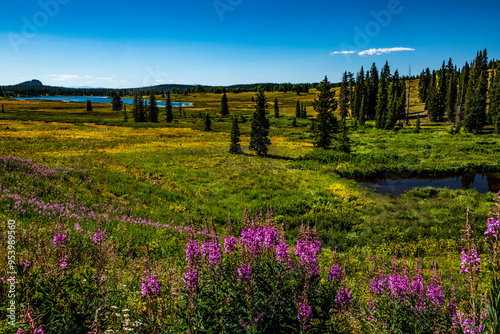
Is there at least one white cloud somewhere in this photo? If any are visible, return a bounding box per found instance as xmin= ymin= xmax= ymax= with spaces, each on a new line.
xmin=84 ymin=75 xmax=92 ymax=78
xmin=47 ymin=74 xmax=81 ymax=81
xmin=358 ymin=47 xmax=415 ymax=56
xmin=330 ymin=50 xmax=356 ymax=55
xmin=96 ymin=77 xmax=114 ymax=81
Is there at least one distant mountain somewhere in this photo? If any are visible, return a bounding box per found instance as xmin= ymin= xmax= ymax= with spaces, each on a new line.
xmin=18 ymin=79 xmax=43 ymax=86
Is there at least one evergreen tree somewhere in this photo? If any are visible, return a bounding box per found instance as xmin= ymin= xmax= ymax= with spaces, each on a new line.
xmin=463 ymin=50 xmax=489 ymax=133
xmin=339 ymin=118 xmax=351 ymax=153
xmin=292 ymin=117 xmax=297 ymax=127
xmin=375 ymin=62 xmax=391 ymax=129
xmin=148 ymin=90 xmax=159 ymax=122
xmin=427 ymin=71 xmax=439 ymax=122
xmin=86 ymin=100 xmax=93 ymax=112
xmin=165 ymin=92 xmax=173 ymax=123
xmin=1 ymin=104 xmax=4 ymax=113
xmin=205 ymin=113 xmax=212 ymax=131
xmin=312 ymin=76 xmax=338 ymax=149
xmin=367 ymin=63 xmax=379 ymax=119
xmin=274 ymin=98 xmax=280 ymax=118
xmin=295 ymin=99 xmax=301 ymax=118
xmin=418 ymin=68 xmax=431 ymax=103
xmin=221 ymin=92 xmax=229 ymax=116
xmin=490 ymin=67 xmax=500 ymax=134
xmin=353 ymin=66 xmax=365 ymax=120
xmin=137 ymin=96 xmax=146 ymax=122
xmin=339 ymin=71 xmax=349 ymax=119
xmin=359 ymin=95 xmax=366 ymax=126
xmin=301 ymin=105 xmax=307 ymax=118
xmin=436 ymin=61 xmax=447 ymax=121
xmin=415 ymin=114 xmax=421 ymax=133
xmin=229 ymin=116 xmax=242 ymax=154
xmin=249 ymin=88 xmax=271 ymax=156
xmin=446 ymin=70 xmax=458 ymax=121
xmin=111 ymin=93 xmax=123 ymax=111
xmin=0 ymin=86 xmax=4 ymax=97
xmin=132 ymin=91 xmax=139 ymax=122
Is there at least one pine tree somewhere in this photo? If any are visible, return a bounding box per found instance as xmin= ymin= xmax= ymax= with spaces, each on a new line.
xmin=375 ymin=62 xmax=391 ymax=129
xmin=221 ymin=92 xmax=229 ymax=116
xmin=418 ymin=68 xmax=431 ymax=103
xmin=446 ymin=70 xmax=458 ymax=122
xmin=111 ymin=93 xmax=123 ymax=111
xmin=415 ymin=114 xmax=421 ymax=133
xmin=292 ymin=117 xmax=297 ymax=127
xmin=312 ymin=76 xmax=338 ymax=149
xmin=0 ymin=86 xmax=4 ymax=97
xmin=229 ymin=116 xmax=242 ymax=154
xmin=339 ymin=71 xmax=349 ymax=120
xmin=274 ymin=98 xmax=279 ymax=118
xmin=436 ymin=61 xmax=447 ymax=121
xmin=463 ymin=50 xmax=489 ymax=133
xmin=367 ymin=63 xmax=379 ymax=119
xmin=137 ymin=96 xmax=146 ymax=122
xmin=249 ymin=88 xmax=271 ymax=156
xmin=339 ymin=118 xmax=351 ymax=153
xmin=86 ymin=100 xmax=93 ymax=112
xmin=295 ymin=99 xmax=301 ymax=118
xmin=301 ymin=105 xmax=307 ymax=118
xmin=132 ymin=91 xmax=139 ymax=122
xmin=148 ymin=90 xmax=159 ymax=122
xmin=489 ymin=67 xmax=500 ymax=134
xmin=165 ymin=92 xmax=173 ymax=123
xmin=353 ymin=66 xmax=365 ymax=120
xmin=205 ymin=113 xmax=212 ymax=131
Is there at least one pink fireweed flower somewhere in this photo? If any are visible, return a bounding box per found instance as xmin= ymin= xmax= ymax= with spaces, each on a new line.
xmin=184 ymin=269 xmax=198 ymax=292
xmin=237 ymin=264 xmax=252 ymax=281
xmin=21 ymin=259 xmax=30 ymax=267
xmin=93 ymin=230 xmax=107 ymax=245
xmin=335 ymin=287 xmax=352 ymax=309
xmin=460 ymin=249 xmax=481 ymax=276
xmin=223 ymin=236 xmax=238 ymax=254
xmin=297 ymin=292 xmax=313 ymax=328
xmin=453 ymin=309 xmax=487 ymax=334
xmin=60 ymin=258 xmax=68 ymax=270
xmin=208 ymin=239 xmax=222 ymax=267
xmin=141 ymin=274 xmax=160 ymax=299
xmin=370 ymin=274 xmax=388 ymax=295
xmin=426 ymin=283 xmax=445 ymax=309
xmin=186 ymin=240 xmax=200 ymax=267
xmin=327 ymin=263 xmax=343 ymax=283
xmin=53 ymin=233 xmax=67 ymax=247
xmin=485 ymin=217 xmax=500 ymax=243
xmin=276 ymin=241 xmax=290 ymax=263
xmin=388 ymin=273 xmax=411 ymax=302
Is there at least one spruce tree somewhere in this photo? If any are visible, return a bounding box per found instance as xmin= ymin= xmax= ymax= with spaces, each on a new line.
xmin=221 ymin=92 xmax=229 ymax=116
xmin=489 ymin=67 xmax=500 ymax=134
xmin=375 ymin=62 xmax=390 ymax=129
xmin=339 ymin=118 xmax=351 ymax=153
xmin=274 ymin=98 xmax=279 ymax=118
xmin=295 ymin=99 xmax=301 ymax=118
xmin=463 ymin=50 xmax=489 ymax=133
xmin=418 ymin=68 xmax=431 ymax=103
xmin=312 ymin=76 xmax=338 ymax=149
xmin=0 ymin=86 xmax=4 ymax=97
xmin=415 ymin=114 xmax=421 ymax=133
xmin=86 ymin=100 xmax=93 ymax=112
xmin=292 ymin=117 xmax=297 ymax=127
xmin=137 ymin=96 xmax=146 ymax=122
xmin=205 ymin=113 xmax=212 ymax=131
xmin=353 ymin=66 xmax=365 ymax=120
xmin=367 ymin=63 xmax=379 ymax=119
xmin=339 ymin=71 xmax=349 ymax=120
xmin=249 ymin=88 xmax=271 ymax=156
xmin=148 ymin=90 xmax=159 ymax=122
xmin=301 ymin=105 xmax=307 ymax=118
xmin=165 ymin=92 xmax=173 ymax=123
xmin=112 ymin=93 xmax=123 ymax=111
xmin=436 ymin=62 xmax=447 ymax=121
xmin=229 ymin=116 xmax=242 ymax=154
xmin=132 ymin=91 xmax=139 ymax=122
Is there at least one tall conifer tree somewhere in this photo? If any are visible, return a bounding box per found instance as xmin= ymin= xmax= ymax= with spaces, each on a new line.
xmin=220 ymin=92 xmax=229 ymax=116
xmin=312 ymin=76 xmax=338 ymax=149
xmin=249 ymin=88 xmax=271 ymax=156
xmin=229 ymin=115 xmax=242 ymax=154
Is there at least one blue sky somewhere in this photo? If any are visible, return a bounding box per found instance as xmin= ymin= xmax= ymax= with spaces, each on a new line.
xmin=1 ymin=0 xmax=499 ymax=88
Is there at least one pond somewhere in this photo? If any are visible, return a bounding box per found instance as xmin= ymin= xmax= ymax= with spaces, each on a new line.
xmin=357 ymin=173 xmax=500 ymax=195
xmin=13 ymin=96 xmax=192 ymax=107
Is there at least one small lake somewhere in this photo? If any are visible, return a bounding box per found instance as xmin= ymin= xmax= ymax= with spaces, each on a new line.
xmin=357 ymin=173 xmax=500 ymax=195
xmin=14 ymin=96 xmax=192 ymax=107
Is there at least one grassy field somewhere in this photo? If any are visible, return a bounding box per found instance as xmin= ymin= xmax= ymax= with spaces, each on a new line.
xmin=0 ymin=90 xmax=499 ymax=332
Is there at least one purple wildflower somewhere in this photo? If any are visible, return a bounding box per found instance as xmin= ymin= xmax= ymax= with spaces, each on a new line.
xmin=276 ymin=241 xmax=290 ymax=263
xmin=297 ymin=292 xmax=313 ymax=328
xmin=141 ymin=274 xmax=161 ymax=299
xmin=93 ymin=230 xmax=107 ymax=245
xmin=186 ymin=240 xmax=200 ymax=267
xmin=370 ymin=274 xmax=388 ymax=295
xmin=335 ymin=287 xmax=352 ymax=309
xmin=263 ymin=226 xmax=278 ymax=249
xmin=33 ymin=326 xmax=45 ymax=334
xmin=60 ymin=258 xmax=68 ymax=270
xmin=426 ymin=283 xmax=445 ymax=309
xmin=453 ymin=309 xmax=487 ymax=334
xmin=184 ymin=269 xmax=198 ymax=291
xmin=388 ymin=273 xmax=411 ymax=302
xmin=327 ymin=263 xmax=343 ymax=283
xmin=53 ymin=233 xmax=67 ymax=247
xmin=21 ymin=259 xmax=30 ymax=267
xmin=460 ymin=249 xmax=481 ymax=276
xmin=223 ymin=236 xmax=238 ymax=254
xmin=237 ymin=264 xmax=252 ymax=281
xmin=208 ymin=239 xmax=222 ymax=267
